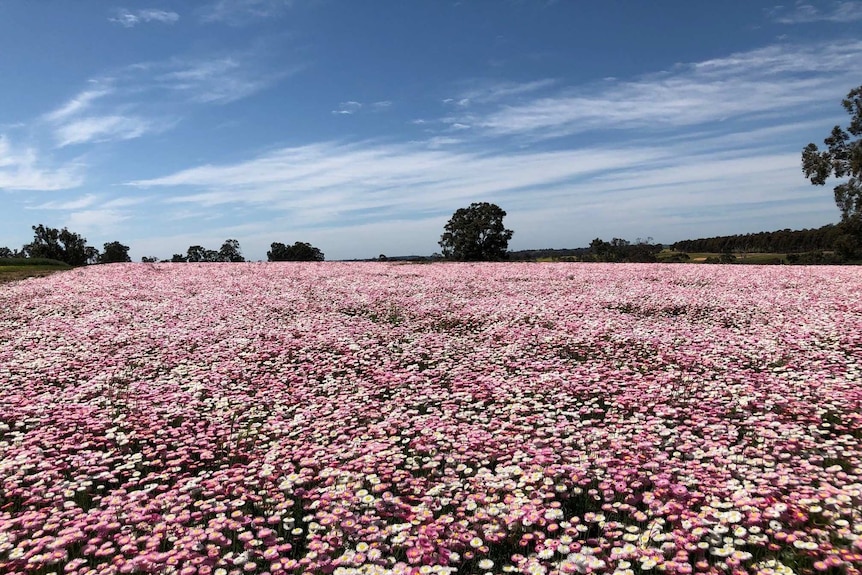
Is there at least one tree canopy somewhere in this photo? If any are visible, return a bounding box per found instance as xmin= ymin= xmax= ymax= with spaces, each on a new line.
xmin=802 ymin=85 xmax=862 ymax=221
xmin=218 ymin=239 xmax=245 ymax=262
xmin=438 ymin=202 xmax=513 ymax=261
xmin=100 ymin=241 xmax=131 ymax=264
xmin=183 ymin=240 xmax=244 ymax=262
xmin=267 ymin=242 xmax=325 ymax=262
xmin=24 ymin=225 xmax=98 ymax=266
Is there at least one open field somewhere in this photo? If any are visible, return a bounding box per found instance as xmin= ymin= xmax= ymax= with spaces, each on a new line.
xmin=0 ymin=266 xmax=69 ymax=285
xmin=0 ymin=259 xmax=71 ymax=285
xmin=1 ymin=263 xmax=861 ymax=575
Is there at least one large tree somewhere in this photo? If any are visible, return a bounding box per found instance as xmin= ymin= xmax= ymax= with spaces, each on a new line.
xmin=25 ymin=225 xmax=98 ymax=266
xmin=100 ymin=241 xmax=131 ymax=264
xmin=267 ymin=241 xmax=325 ymax=262
xmin=186 ymin=245 xmax=208 ymax=263
xmin=438 ymin=202 xmax=514 ymax=261
xmin=802 ymin=85 xmax=862 ymax=220
xmin=218 ymin=239 xmax=245 ymax=262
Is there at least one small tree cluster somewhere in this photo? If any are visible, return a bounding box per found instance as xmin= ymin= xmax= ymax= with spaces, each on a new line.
xmin=588 ymin=237 xmax=662 ymax=263
xmin=172 ymin=239 xmax=246 ymax=263
xmin=23 ymin=225 xmax=99 ymax=266
xmin=267 ymin=242 xmax=325 ymax=262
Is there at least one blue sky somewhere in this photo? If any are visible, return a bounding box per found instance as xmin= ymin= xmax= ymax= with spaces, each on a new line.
xmin=1 ymin=0 xmax=861 ymax=260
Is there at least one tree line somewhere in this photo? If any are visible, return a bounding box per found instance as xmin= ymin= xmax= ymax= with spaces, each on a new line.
xmin=0 ymin=226 xmax=326 ymax=266
xmin=669 ymin=223 xmax=851 ymax=256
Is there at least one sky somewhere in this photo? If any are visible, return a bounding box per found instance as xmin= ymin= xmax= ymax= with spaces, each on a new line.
xmin=1 ymin=1 xmax=862 ymax=261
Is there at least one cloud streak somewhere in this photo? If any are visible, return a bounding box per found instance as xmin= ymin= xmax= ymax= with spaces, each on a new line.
xmin=768 ymin=1 xmax=862 ymax=23
xmin=109 ymin=9 xmax=180 ymax=27
xmin=332 ymin=101 xmax=362 ymax=115
xmin=0 ymin=136 xmax=83 ymax=191
xmin=44 ymin=88 xmax=113 ymax=123
xmin=124 ymin=124 xmax=822 ymax=234
xmin=447 ymin=41 xmax=862 ymax=140
xmin=54 ymin=115 xmax=170 ymax=147
xmin=200 ymin=0 xmax=294 ymax=25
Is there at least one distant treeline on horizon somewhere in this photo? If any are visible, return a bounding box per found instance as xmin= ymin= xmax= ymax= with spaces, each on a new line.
xmin=668 ymin=222 xmax=845 ymax=254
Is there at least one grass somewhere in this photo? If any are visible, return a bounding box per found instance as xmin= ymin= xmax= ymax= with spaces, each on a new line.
xmin=0 ymin=257 xmax=70 ymax=267
xmin=658 ymin=251 xmax=788 ymax=263
xmin=0 ymin=259 xmax=70 ymax=284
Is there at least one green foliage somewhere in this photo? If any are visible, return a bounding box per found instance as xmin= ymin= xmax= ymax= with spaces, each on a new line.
xmin=185 ymin=239 xmax=245 ymax=262
xmin=0 ymin=258 xmax=69 ymax=267
xmin=186 ymin=245 xmax=208 ymax=262
xmin=438 ymin=202 xmax=513 ymax=261
xmin=802 ymin=85 xmax=862 ymax=220
xmin=267 ymin=241 xmax=325 ymax=262
xmin=671 ymin=224 xmax=846 ymax=254
xmin=24 ymin=225 xmax=98 ymax=266
xmin=589 ymin=237 xmax=661 ymax=263
xmin=785 ymin=251 xmax=846 ymax=265
xmin=100 ymin=241 xmax=132 ymax=264
xmin=218 ymin=239 xmax=245 ymax=262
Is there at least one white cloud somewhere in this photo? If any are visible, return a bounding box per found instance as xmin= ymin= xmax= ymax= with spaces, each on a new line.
xmin=455 ymin=78 xmax=557 ymax=104
xmin=125 ymin=140 xmax=667 ymax=227
xmin=110 ymin=9 xmax=180 ymax=27
xmin=54 ymin=115 xmax=166 ymax=147
xmin=448 ymin=41 xmax=862 ymax=140
xmin=28 ymin=193 xmax=148 ymax=211
xmin=28 ymin=194 xmax=100 ymax=211
xmin=149 ymin=54 xmax=298 ymax=104
xmin=200 ymin=0 xmax=294 ymax=24
xmin=65 ymin=209 xmax=132 ymax=236
xmin=44 ymin=88 xmax=113 ymax=123
xmin=424 ymin=136 xmax=464 ymax=148
xmin=769 ymin=1 xmax=862 ymax=23
xmin=332 ymin=101 xmax=363 ymax=115
xmin=0 ymin=136 xmax=83 ymax=191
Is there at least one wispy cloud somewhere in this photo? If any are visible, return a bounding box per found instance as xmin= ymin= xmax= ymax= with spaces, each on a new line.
xmin=121 ymin=84 xmax=839 ymax=255
xmin=452 ymin=78 xmax=557 ymax=105
xmin=200 ymin=0 xmax=294 ymax=25
xmin=66 ymin=209 xmax=132 ymax=236
xmin=768 ymin=1 xmax=862 ymax=23
xmin=154 ymin=56 xmax=283 ymax=103
xmin=44 ymin=88 xmax=113 ymax=123
xmin=28 ymin=194 xmax=100 ymax=211
xmin=124 ymin=140 xmax=669 ymax=227
xmin=28 ymin=193 xmax=148 ymax=211
xmin=109 ymin=9 xmax=180 ymax=28
xmin=0 ymin=136 xmax=83 ymax=191
xmin=332 ymin=100 xmax=394 ymax=115
xmin=41 ymin=48 xmax=294 ymax=149
xmin=371 ymin=101 xmax=393 ymax=111
xmin=443 ymin=41 xmax=862 ymax=141
xmin=54 ymin=115 xmax=170 ymax=147
xmin=332 ymin=101 xmax=362 ymax=115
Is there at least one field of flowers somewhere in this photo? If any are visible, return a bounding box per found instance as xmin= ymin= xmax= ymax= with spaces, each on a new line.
xmin=1 ymin=262 xmax=861 ymax=575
